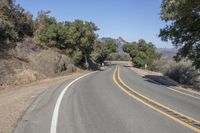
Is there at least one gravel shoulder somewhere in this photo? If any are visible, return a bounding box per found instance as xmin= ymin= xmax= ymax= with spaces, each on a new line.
xmin=0 ymin=70 xmax=88 ymax=133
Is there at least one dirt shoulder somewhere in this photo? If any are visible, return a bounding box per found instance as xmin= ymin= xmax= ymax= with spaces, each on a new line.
xmin=0 ymin=70 xmax=89 ymax=133
xmin=131 ymin=67 xmax=200 ymax=97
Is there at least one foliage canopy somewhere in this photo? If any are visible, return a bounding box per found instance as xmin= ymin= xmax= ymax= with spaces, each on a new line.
xmin=0 ymin=0 xmax=34 ymax=46
xmin=159 ymin=0 xmax=200 ymax=69
xmin=123 ymin=39 xmax=161 ymax=70
xmin=91 ymin=40 xmax=117 ymax=64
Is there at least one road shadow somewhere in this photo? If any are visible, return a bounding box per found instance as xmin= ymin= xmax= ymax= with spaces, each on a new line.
xmin=88 ymin=58 xmax=100 ymax=71
xmin=123 ymin=65 xmax=132 ymax=68
xmin=143 ymin=75 xmax=178 ymax=87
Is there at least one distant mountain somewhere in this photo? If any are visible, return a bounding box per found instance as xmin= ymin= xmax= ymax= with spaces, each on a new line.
xmin=156 ymin=48 xmax=178 ymax=60
xmin=115 ymin=37 xmax=127 ymax=54
xmin=100 ymin=37 xmax=115 ymax=42
xmin=100 ymin=37 xmax=128 ymax=55
xmin=100 ymin=37 xmax=129 ymax=60
xmin=100 ymin=37 xmax=178 ymax=61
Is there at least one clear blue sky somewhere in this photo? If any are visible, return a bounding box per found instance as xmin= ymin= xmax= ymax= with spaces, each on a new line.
xmin=16 ymin=0 xmax=173 ymax=48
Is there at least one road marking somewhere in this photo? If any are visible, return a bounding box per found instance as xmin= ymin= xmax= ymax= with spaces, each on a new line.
xmin=166 ymin=87 xmax=200 ymax=100
xmin=129 ymin=67 xmax=200 ymax=100
xmin=50 ymin=72 xmax=96 ymax=133
xmin=113 ymin=66 xmax=200 ymax=133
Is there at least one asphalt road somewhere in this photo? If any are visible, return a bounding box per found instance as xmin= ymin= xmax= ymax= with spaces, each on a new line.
xmin=14 ymin=64 xmax=200 ymax=133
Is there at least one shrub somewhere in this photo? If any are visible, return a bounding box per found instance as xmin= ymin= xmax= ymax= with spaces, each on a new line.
xmin=164 ymin=61 xmax=200 ymax=88
xmin=123 ymin=39 xmax=161 ymax=70
xmin=153 ymin=60 xmax=175 ymax=73
xmin=0 ymin=1 xmax=34 ymax=46
xmin=91 ymin=40 xmax=117 ymax=64
xmin=72 ymin=49 xmax=83 ymax=65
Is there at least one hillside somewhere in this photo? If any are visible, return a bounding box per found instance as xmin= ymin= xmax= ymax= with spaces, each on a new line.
xmin=0 ymin=39 xmax=76 ymax=89
xmin=0 ymin=1 xmax=102 ymax=89
xmin=156 ymin=48 xmax=177 ymax=60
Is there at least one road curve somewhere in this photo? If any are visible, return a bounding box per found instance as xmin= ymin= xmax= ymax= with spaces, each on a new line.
xmin=14 ymin=64 xmax=200 ymax=133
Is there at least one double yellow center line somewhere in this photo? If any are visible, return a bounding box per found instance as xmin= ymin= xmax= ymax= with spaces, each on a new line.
xmin=113 ymin=65 xmax=200 ymax=132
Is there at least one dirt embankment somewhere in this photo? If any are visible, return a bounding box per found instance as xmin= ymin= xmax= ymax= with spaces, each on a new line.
xmin=0 ymin=40 xmax=83 ymax=133
xmin=0 ymin=41 xmax=77 ymax=90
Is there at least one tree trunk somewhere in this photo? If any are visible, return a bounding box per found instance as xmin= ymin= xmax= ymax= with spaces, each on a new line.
xmin=84 ymin=55 xmax=89 ymax=68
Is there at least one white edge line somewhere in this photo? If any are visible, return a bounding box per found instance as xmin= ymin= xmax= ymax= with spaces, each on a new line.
xmin=128 ymin=67 xmax=200 ymax=100
xmin=50 ymin=71 xmax=96 ymax=133
xmin=147 ymin=76 xmax=200 ymax=100
xmin=166 ymin=86 xmax=200 ymax=100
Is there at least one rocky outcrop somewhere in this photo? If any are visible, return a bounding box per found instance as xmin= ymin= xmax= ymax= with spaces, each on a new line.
xmin=100 ymin=36 xmax=130 ymax=60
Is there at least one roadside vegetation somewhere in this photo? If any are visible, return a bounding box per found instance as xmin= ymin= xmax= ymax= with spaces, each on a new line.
xmin=0 ymin=0 xmax=116 ymax=87
xmin=123 ymin=39 xmax=161 ymax=70
xmin=123 ymin=0 xmax=200 ymax=89
xmin=0 ymin=0 xmax=116 ymax=67
xmin=123 ymin=40 xmax=200 ymax=89
xmin=158 ymin=0 xmax=200 ymax=89
xmin=164 ymin=61 xmax=200 ymax=88
xmin=159 ymin=0 xmax=200 ymax=70
xmin=91 ymin=40 xmax=117 ymax=65
xmin=153 ymin=60 xmax=200 ymax=89
xmin=0 ymin=0 xmax=199 ymax=89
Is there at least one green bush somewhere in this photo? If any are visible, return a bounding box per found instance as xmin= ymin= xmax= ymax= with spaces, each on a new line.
xmin=72 ymin=49 xmax=83 ymax=65
xmin=0 ymin=0 xmax=34 ymax=45
xmin=91 ymin=40 xmax=117 ymax=64
xmin=123 ymin=39 xmax=161 ymax=70
xmin=153 ymin=60 xmax=175 ymax=73
xmin=35 ymin=17 xmax=98 ymax=67
xmin=165 ymin=61 xmax=200 ymax=88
